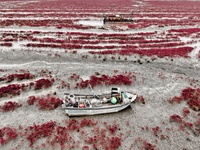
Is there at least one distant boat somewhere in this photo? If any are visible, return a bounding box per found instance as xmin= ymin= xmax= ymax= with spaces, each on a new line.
xmin=103 ymin=15 xmax=133 ymax=24
xmin=62 ymin=87 xmax=137 ymax=116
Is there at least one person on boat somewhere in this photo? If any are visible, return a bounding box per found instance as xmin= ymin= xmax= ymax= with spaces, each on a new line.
xmin=111 ymin=93 xmax=122 ymax=104
xmin=111 ymin=87 xmax=122 ymax=104
xmin=68 ymin=94 xmax=78 ymax=107
xmin=116 ymin=93 xmax=122 ymax=103
xmin=63 ymin=96 xmax=72 ymax=107
xmin=111 ymin=97 xmax=117 ymax=104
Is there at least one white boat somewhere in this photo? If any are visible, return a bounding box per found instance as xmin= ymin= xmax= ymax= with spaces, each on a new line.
xmin=62 ymin=88 xmax=137 ymax=116
xmin=103 ymin=15 xmax=134 ymax=24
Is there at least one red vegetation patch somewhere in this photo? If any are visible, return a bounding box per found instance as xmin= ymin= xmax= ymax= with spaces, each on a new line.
xmin=168 ymin=88 xmax=200 ymax=132
xmin=25 ymin=120 xmax=82 ymax=148
xmin=82 ymin=145 xmax=89 ymax=150
xmin=142 ymin=140 xmax=156 ymax=150
xmin=169 ymin=28 xmax=200 ymax=34
xmin=168 ymin=87 xmax=200 ymax=111
xmin=181 ymin=87 xmax=199 ymax=100
xmin=0 ymin=127 xmax=18 ymax=145
xmin=66 ymin=119 xmax=80 ymax=131
xmin=26 ymin=121 xmax=56 ymax=146
xmin=170 ymin=114 xmax=194 ymax=130
xmin=76 ymin=72 xmax=136 ymax=88
xmin=134 ymin=137 xmax=157 ymax=150
xmin=187 ymin=99 xmax=200 ymax=111
xmin=37 ymin=96 xmax=62 ymax=110
xmin=2 ymin=73 xmax=35 ymax=83
xmin=108 ymin=136 xmax=122 ymax=149
xmin=34 ymin=78 xmax=54 ymax=90
xmin=170 ymin=114 xmax=183 ymax=123
xmin=57 ymin=80 xmax=70 ymax=89
xmin=51 ymin=125 xmax=69 ymax=147
xmin=134 ymin=96 xmax=145 ymax=104
xmin=84 ymin=129 xmax=122 ymax=150
xmin=0 ymin=84 xmax=22 ymax=98
xmin=152 ymin=126 xmax=162 ymax=137
xmin=80 ymin=118 xmax=97 ymax=127
xmin=168 ymin=96 xmax=183 ymax=104
xmin=0 ymin=101 xmax=22 ymax=112
xmin=183 ymin=122 xmax=193 ymax=129
xmin=182 ymin=87 xmax=200 ymax=111
xmin=105 ymin=124 xmax=120 ymax=134
xmin=89 ymin=47 xmax=193 ymax=58
xmin=27 ymin=96 xmax=37 ymax=105
xmin=69 ymin=73 xmax=80 ymax=81
xmin=195 ymin=117 xmax=200 ymax=128
xmin=0 ymin=42 xmax=12 ymax=47
xmin=26 ymin=95 xmax=62 ymax=110
xmin=182 ymin=107 xmax=190 ymax=118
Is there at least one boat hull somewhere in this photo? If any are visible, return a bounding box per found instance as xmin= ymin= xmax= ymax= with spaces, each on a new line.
xmin=65 ymin=102 xmax=131 ymax=116
xmin=63 ymin=90 xmax=137 ymax=116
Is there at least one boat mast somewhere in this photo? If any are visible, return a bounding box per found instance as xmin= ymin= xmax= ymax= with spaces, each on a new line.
xmin=89 ymin=84 xmax=100 ymax=99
